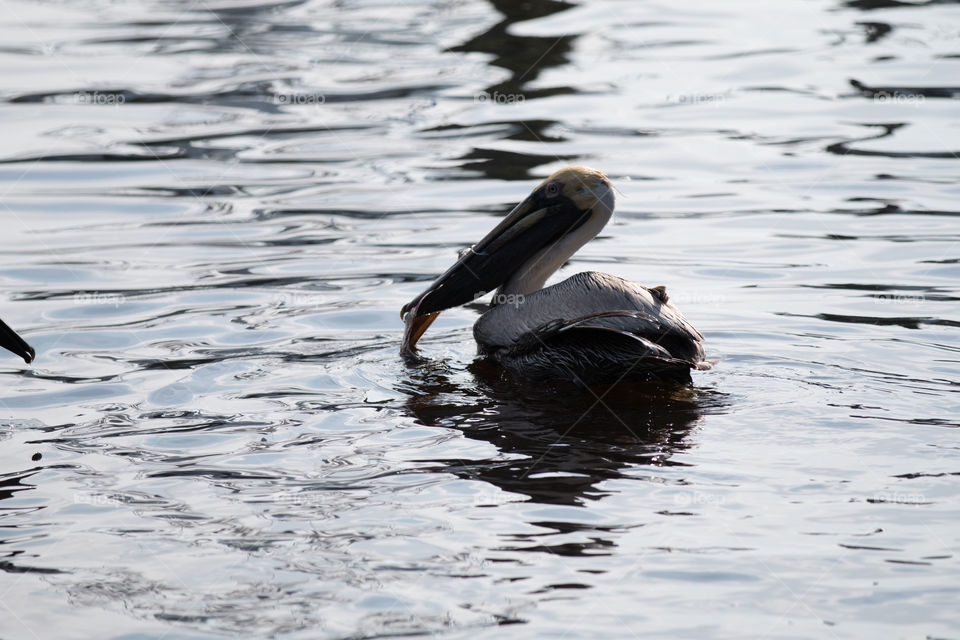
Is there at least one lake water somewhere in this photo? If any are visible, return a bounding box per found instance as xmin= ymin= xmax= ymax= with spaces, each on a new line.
xmin=1 ymin=0 xmax=958 ymax=638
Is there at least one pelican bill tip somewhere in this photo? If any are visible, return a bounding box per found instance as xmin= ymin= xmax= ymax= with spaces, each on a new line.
xmin=400 ymin=310 xmax=439 ymax=355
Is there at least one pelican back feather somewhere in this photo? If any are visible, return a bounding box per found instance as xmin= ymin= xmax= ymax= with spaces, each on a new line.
xmin=473 ymin=271 xmax=706 ymax=383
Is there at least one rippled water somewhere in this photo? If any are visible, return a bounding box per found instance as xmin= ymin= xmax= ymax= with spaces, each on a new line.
xmin=1 ymin=0 xmax=958 ymax=638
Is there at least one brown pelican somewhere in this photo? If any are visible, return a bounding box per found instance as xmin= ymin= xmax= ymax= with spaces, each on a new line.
xmin=0 ymin=317 xmax=34 ymax=364
xmin=400 ymin=166 xmax=708 ymax=384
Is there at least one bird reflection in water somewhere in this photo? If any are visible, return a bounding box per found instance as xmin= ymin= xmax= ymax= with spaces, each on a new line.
xmin=401 ymin=358 xmax=725 ymax=509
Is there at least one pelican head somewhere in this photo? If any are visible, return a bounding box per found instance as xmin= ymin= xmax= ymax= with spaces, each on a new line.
xmin=401 ymin=166 xmax=615 ymax=353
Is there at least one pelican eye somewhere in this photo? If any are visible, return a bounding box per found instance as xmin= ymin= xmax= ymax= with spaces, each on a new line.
xmin=544 ymin=181 xmax=561 ymax=198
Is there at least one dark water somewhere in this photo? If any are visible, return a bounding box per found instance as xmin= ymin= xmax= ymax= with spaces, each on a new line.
xmin=1 ymin=0 xmax=958 ymax=638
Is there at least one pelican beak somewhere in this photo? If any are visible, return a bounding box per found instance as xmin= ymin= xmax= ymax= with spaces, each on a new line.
xmin=400 ymin=183 xmax=591 ymax=354
xmin=0 ymin=318 xmax=35 ymax=364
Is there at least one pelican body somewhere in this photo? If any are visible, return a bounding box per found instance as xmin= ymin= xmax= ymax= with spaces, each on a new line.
xmin=401 ymin=167 xmax=706 ymax=384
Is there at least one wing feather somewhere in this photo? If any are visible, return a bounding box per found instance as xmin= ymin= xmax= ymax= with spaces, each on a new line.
xmin=474 ymin=272 xmax=707 ymax=383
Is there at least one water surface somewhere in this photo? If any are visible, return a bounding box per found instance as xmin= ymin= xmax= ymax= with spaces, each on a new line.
xmin=1 ymin=0 xmax=958 ymax=638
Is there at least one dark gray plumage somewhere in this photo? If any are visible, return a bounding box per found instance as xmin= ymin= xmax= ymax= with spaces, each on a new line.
xmin=474 ymin=272 xmax=706 ymax=383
